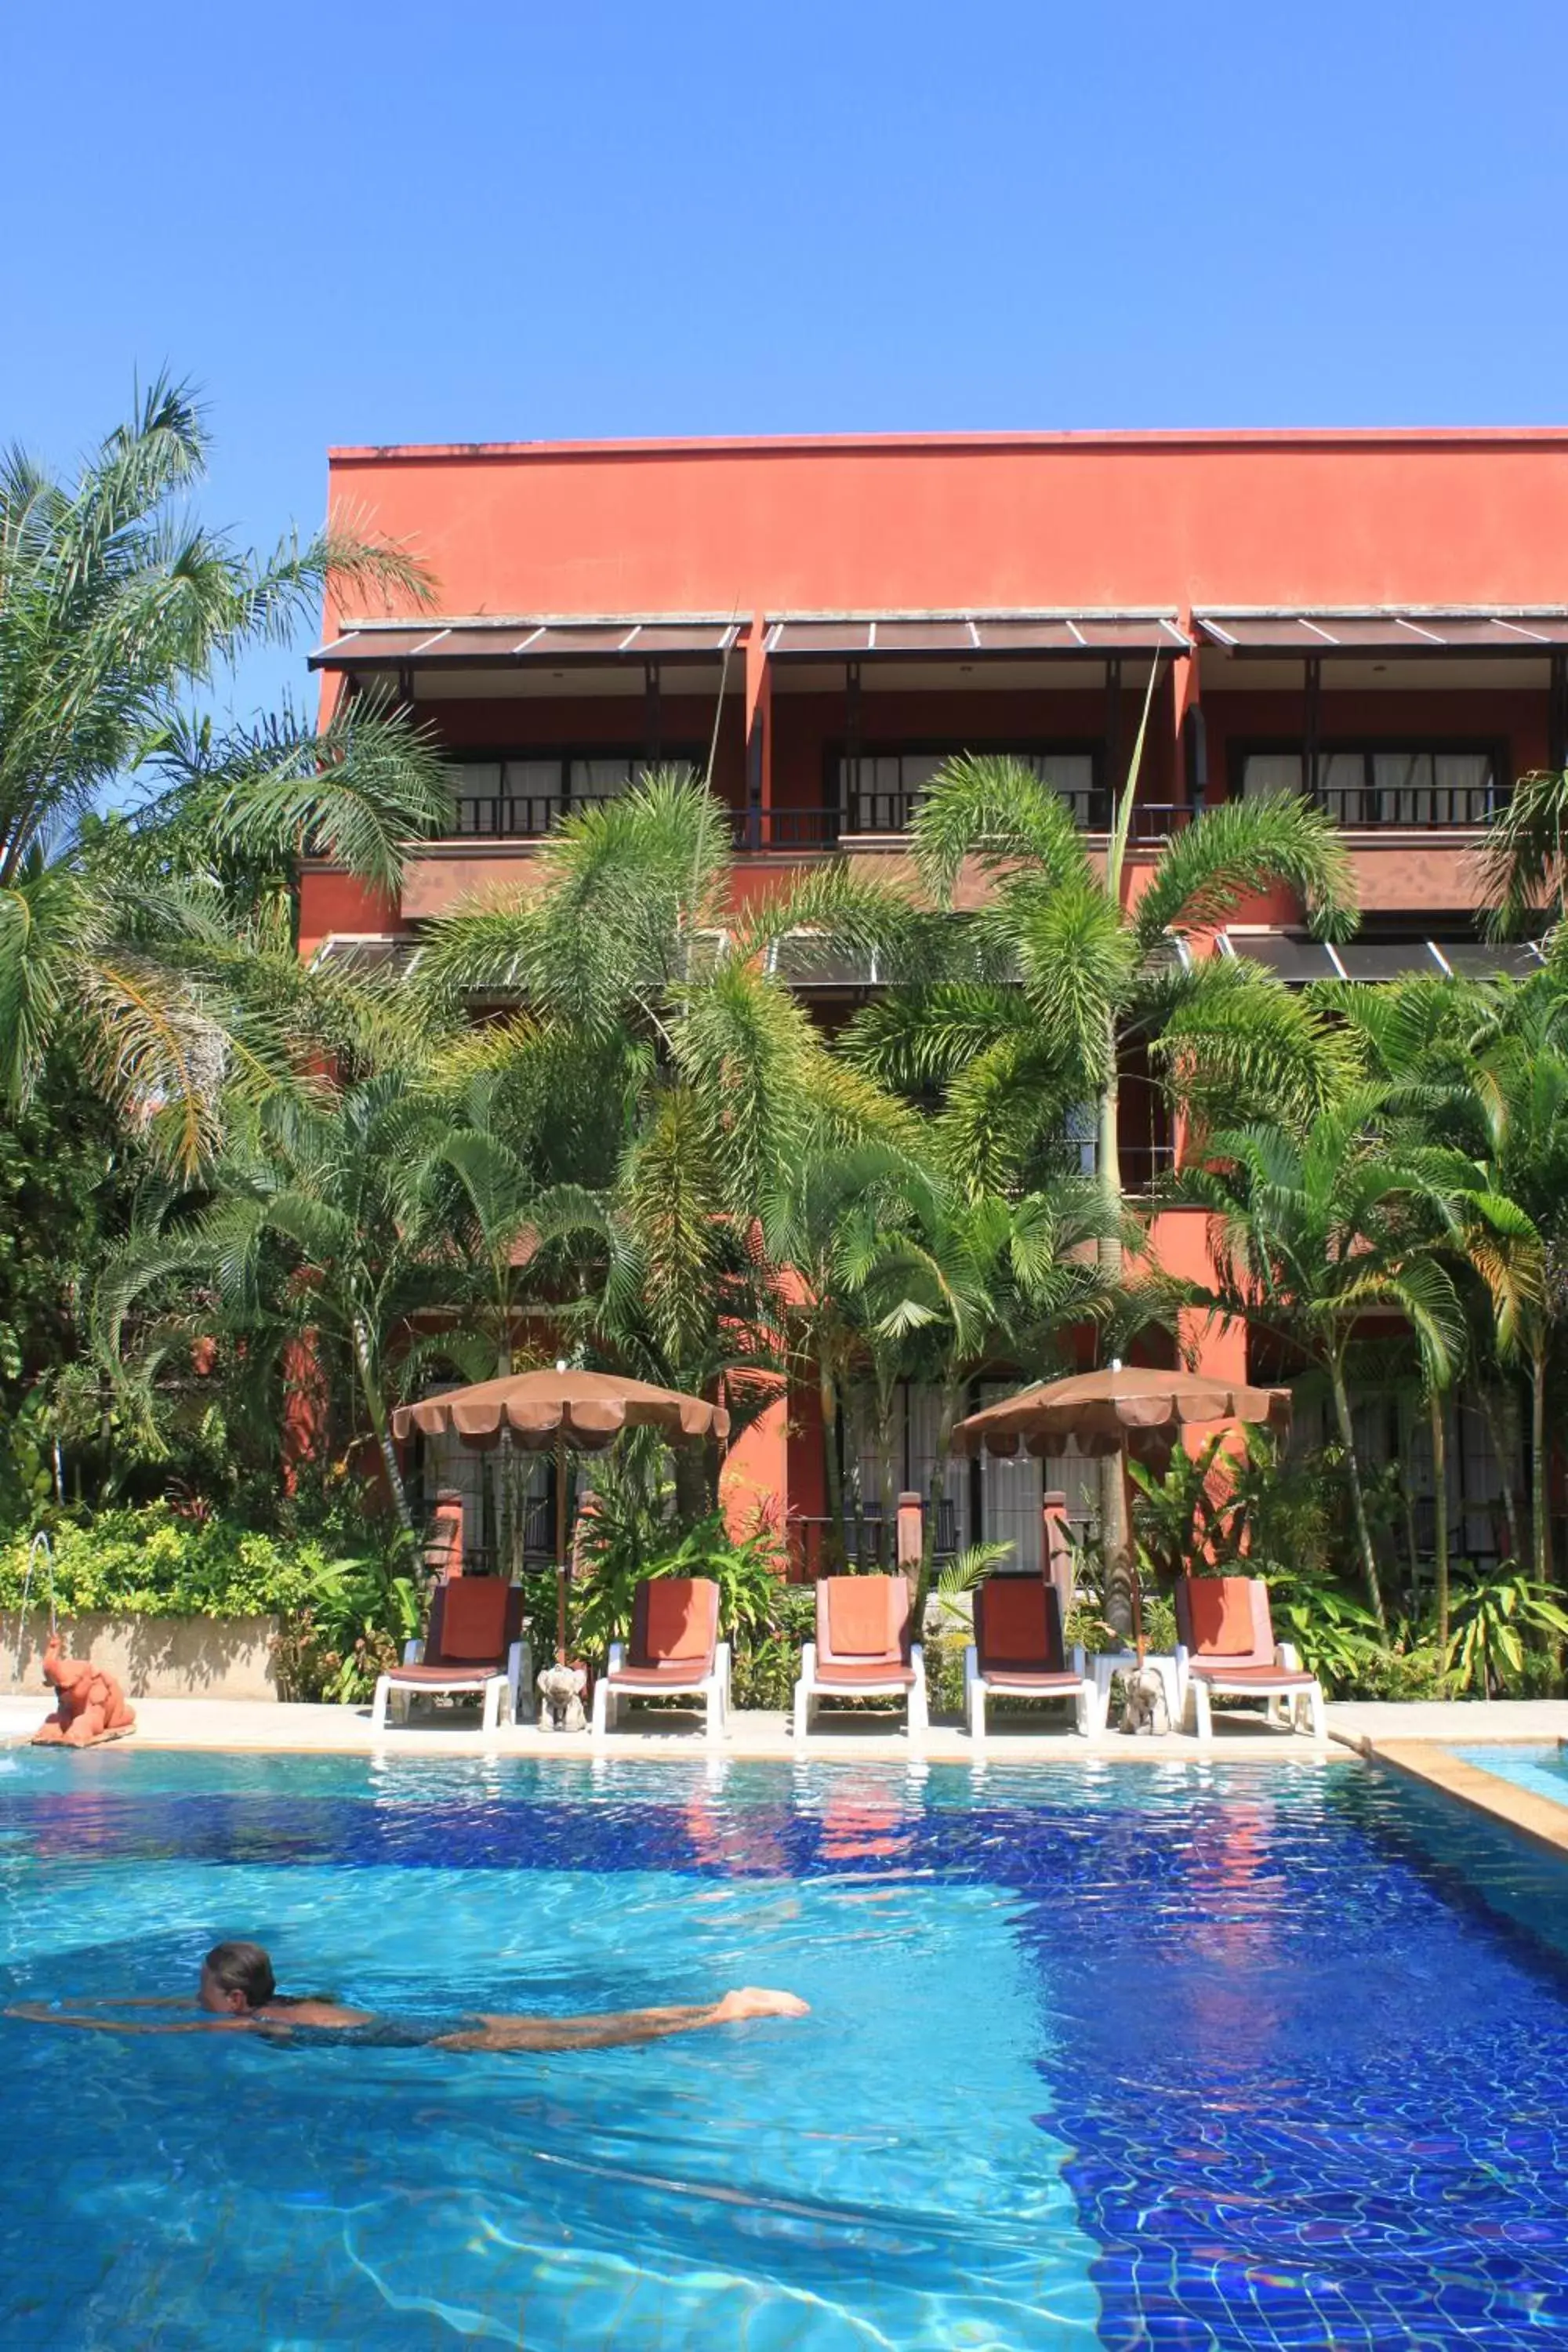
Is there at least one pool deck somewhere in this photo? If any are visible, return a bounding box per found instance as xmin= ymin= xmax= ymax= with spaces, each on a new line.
xmin=5 ymin=1691 xmax=1566 ymax=1770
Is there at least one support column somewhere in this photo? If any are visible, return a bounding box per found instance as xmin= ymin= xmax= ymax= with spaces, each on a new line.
xmin=744 ymin=614 xmax=771 ymax=848
xmin=1173 ymin=612 xmax=1203 ymax=815
xmin=644 ymin=660 xmax=662 ymax=766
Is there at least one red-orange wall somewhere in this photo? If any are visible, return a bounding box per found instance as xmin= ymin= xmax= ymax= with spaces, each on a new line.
xmin=323 ymin=430 xmax=1568 ymax=630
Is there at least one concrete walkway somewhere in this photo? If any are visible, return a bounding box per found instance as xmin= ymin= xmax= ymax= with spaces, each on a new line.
xmin=4 ymin=1691 xmax=1565 ymax=1766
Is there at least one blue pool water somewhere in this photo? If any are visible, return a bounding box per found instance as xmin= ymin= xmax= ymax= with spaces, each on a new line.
xmin=3 ymin=1753 xmax=1568 ymax=2347
xmin=1457 ymin=1742 xmax=1568 ymax=1811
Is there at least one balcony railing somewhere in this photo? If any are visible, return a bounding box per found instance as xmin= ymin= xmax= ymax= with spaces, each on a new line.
xmin=731 ymin=799 xmax=1196 ymax=852
xmin=452 ymin=790 xmax=624 ymax=838
xmin=1310 ymin=780 xmax=1503 ymax=828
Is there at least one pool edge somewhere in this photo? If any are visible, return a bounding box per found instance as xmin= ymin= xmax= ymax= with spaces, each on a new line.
xmin=1354 ymin=1736 xmax=1568 ymax=1864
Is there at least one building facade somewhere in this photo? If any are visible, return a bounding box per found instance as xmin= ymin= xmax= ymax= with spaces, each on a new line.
xmin=302 ymin=428 xmax=1568 ymax=1570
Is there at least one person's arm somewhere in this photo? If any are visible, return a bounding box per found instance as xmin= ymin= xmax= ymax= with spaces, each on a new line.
xmin=4 ymin=2002 xmax=249 ymax=2036
xmin=437 ymin=1987 xmax=808 ymax=2053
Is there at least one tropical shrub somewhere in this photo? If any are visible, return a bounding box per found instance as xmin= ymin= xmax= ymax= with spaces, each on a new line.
xmin=1443 ymin=1566 xmax=1568 ymax=1697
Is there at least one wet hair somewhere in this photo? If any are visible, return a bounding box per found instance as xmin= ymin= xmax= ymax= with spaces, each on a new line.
xmin=204 ymin=1940 xmax=276 ymax=2009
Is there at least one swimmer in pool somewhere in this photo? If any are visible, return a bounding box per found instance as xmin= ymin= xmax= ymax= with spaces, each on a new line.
xmin=5 ymin=1940 xmax=809 ymax=2052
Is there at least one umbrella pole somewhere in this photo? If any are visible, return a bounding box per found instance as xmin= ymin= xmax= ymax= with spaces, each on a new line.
xmin=1121 ymin=1450 xmax=1145 ymax=1667
xmin=554 ymin=1428 xmax=568 ymax=1666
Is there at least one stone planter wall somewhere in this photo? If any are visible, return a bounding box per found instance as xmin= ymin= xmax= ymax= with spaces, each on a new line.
xmin=0 ymin=1613 xmax=281 ymax=1701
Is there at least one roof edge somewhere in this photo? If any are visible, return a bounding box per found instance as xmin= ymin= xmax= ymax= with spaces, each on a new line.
xmin=326 ymin=426 xmax=1568 ymax=464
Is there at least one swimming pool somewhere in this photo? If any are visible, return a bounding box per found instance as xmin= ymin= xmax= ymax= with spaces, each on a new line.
xmin=1456 ymin=1741 xmax=1568 ymax=1811
xmin=2 ymin=1751 xmax=1568 ymax=2349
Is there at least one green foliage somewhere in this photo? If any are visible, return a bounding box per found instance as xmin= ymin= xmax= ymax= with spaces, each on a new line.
xmin=0 ymin=1505 xmax=329 ymax=1621
xmin=1444 ymin=1565 xmax=1568 ymax=1697
xmin=573 ymin=1508 xmax=788 ymax=1662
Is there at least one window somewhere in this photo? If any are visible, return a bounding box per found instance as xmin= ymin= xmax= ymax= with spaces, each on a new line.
xmin=452 ymin=753 xmax=698 ymax=837
xmin=836 ymin=749 xmax=1099 ymax=833
xmin=1240 ymin=746 xmax=1501 ymax=826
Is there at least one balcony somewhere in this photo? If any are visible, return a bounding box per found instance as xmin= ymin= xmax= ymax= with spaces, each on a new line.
xmin=731 ymin=797 xmax=1196 ymax=851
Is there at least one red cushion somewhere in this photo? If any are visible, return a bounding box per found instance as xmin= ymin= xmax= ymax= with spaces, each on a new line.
xmin=978 ymin=1580 xmax=1053 ymax=1669
xmin=436 ymin=1579 xmax=510 ymax=1663
xmin=643 ymin=1580 xmax=715 ymax=1664
xmin=826 ymin=1577 xmax=900 ymax=1658
xmin=1186 ymin=1577 xmax=1257 ymax=1657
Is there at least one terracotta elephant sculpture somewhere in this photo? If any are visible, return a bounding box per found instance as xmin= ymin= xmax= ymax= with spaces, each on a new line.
xmin=32 ymin=1633 xmax=136 ymax=1747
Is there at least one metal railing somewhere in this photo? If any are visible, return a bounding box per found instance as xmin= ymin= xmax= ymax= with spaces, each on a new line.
xmin=1311 ymin=781 xmax=1503 ymax=828
xmin=731 ymin=798 xmax=1196 ymax=852
xmin=452 ymin=791 xmax=625 ymax=839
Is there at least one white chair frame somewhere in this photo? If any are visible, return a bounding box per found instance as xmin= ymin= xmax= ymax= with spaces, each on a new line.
xmin=962 ymin=1641 xmax=1098 ymax=1742
xmin=372 ymin=1635 xmax=532 ymax=1737
xmin=591 ymin=1641 xmax=731 ymax=1744
xmin=1174 ymin=1639 xmax=1327 ymax=1743
xmin=793 ymin=1642 xmax=927 ymax=1744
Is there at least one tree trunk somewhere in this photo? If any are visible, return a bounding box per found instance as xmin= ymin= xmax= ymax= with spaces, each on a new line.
xmin=874 ymin=1371 xmax=898 ymax=1570
xmin=1329 ymin=1354 xmax=1386 ymax=1634
xmin=819 ymin=1364 xmax=846 ymax=1573
xmin=1532 ymin=1341 xmax=1552 ymax=1584
xmin=1431 ymin=1387 xmax=1450 ymax=1647
xmin=1096 ymin=1058 xmax=1134 ymax=1633
xmin=351 ymin=1315 xmax=416 ymax=1537
xmin=913 ymin=1386 xmax=960 ymax=1650
xmin=1478 ymin=1379 xmax=1525 ymax=1565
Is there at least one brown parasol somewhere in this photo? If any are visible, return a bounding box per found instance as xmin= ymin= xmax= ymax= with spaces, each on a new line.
xmin=392 ymin=1367 xmax=730 ymax=1664
xmin=950 ymin=1366 xmax=1290 ymax=1663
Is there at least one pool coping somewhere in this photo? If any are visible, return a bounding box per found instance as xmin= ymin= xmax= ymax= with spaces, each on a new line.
xmin=1344 ymin=1733 xmax=1568 ymax=1864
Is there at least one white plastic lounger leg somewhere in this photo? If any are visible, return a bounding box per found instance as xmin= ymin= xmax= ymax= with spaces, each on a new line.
xmin=591 ymin=1678 xmax=610 ymax=1739
xmin=372 ymin=1675 xmax=391 ymax=1732
xmin=1192 ymin=1679 xmax=1214 ymax=1744
xmin=793 ymin=1682 xmax=811 ymax=1742
xmin=482 ymin=1677 xmax=504 ymax=1736
xmin=907 ymin=1650 xmax=927 ymax=1744
xmin=1305 ymin=1682 xmax=1326 ymax=1740
xmin=967 ymin=1680 xmax=985 ymax=1743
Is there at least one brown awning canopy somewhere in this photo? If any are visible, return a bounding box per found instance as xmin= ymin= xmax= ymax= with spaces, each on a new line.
xmin=310 ymin=618 xmax=742 ymax=670
xmin=1196 ymin=612 xmax=1568 ymax=656
xmin=763 ymin=613 xmax=1190 ymax=659
xmin=392 ymin=1367 xmax=730 ymax=1452
xmin=951 ymin=1367 xmax=1291 ymax=1461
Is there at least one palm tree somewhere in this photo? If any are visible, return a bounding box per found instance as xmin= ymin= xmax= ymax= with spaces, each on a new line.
xmin=837 ymin=1164 xmax=1121 ymax=1629
xmin=837 ymin=750 xmax=1356 ymax=1612
xmin=0 ymin=376 xmax=449 ymax=1163
xmin=100 ymin=1074 xmax=473 ymax=1535
xmin=1173 ymin=1087 xmax=1469 ymax=1630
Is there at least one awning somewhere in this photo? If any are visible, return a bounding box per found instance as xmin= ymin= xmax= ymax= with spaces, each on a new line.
xmin=1196 ymin=612 xmax=1568 ymax=656
xmin=1221 ymin=931 xmax=1547 ymax=983
xmin=310 ymin=618 xmax=742 ymax=670
xmin=764 ymin=613 xmax=1189 ymax=660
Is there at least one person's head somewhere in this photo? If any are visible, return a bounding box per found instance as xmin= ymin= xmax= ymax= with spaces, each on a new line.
xmin=199 ymin=1940 xmax=276 ymax=2014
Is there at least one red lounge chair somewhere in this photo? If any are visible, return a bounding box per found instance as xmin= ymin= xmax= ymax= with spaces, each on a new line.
xmin=963 ymin=1577 xmax=1098 ymax=1740
xmin=1173 ymin=1575 xmax=1326 ymax=1741
xmin=793 ymin=1575 xmax=927 ymax=1742
xmin=371 ymin=1578 xmax=530 ymax=1735
xmin=591 ymin=1577 xmax=729 ymax=1742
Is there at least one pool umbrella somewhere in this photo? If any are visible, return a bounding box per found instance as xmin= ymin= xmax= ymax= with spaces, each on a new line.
xmin=392 ymin=1367 xmax=730 ymax=1664
xmin=950 ymin=1367 xmax=1290 ymax=1663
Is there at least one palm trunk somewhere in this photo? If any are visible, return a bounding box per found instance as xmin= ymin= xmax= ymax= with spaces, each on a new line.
xmin=1328 ymin=1353 xmax=1386 ymax=1634
xmin=1532 ymin=1340 xmax=1552 ymax=1584
xmin=875 ymin=1371 xmax=898 ymax=1570
xmin=1431 ymin=1387 xmax=1450 ymax=1647
xmin=1479 ymin=1379 xmax=1525 ymax=1564
xmin=819 ymin=1363 xmax=846 ymax=1573
xmin=350 ymin=1313 xmax=416 ymax=1537
xmin=913 ymin=1384 xmax=961 ymax=1650
xmin=1097 ymin=1060 xmax=1133 ymax=1633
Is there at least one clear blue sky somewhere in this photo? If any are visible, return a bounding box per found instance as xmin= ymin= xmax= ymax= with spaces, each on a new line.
xmin=3 ymin=0 xmax=1564 ymax=724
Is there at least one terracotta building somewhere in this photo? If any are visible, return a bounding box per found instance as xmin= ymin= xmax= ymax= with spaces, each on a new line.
xmin=303 ymin=428 xmax=1568 ymax=1571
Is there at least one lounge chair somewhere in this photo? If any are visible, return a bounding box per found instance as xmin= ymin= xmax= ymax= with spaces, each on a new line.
xmin=1173 ymin=1574 xmax=1326 ymax=1741
xmin=371 ymin=1577 xmax=530 ymax=1734
xmin=963 ymin=1577 xmax=1098 ymax=1740
xmin=793 ymin=1575 xmax=927 ymax=1743
xmin=591 ymin=1577 xmax=730 ymax=1742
